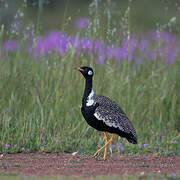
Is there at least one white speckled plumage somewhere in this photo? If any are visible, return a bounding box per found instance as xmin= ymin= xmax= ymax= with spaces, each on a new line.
xmin=86 ymin=89 xmax=95 ymax=106
xmin=93 ymin=94 xmax=137 ymax=139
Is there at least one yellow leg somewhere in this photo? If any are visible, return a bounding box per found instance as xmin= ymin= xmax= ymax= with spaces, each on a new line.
xmin=93 ymin=133 xmax=115 ymax=160
xmin=103 ymin=132 xmax=109 ymax=160
xmin=104 ymin=134 xmax=114 ymax=160
xmin=93 ymin=132 xmax=108 ymax=158
xmin=104 ymin=132 xmax=113 ymax=154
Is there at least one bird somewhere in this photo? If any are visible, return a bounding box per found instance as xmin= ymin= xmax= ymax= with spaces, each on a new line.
xmin=76 ymin=66 xmax=137 ymax=160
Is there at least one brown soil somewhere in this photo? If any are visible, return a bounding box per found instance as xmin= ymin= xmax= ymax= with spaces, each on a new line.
xmin=0 ymin=153 xmax=179 ymax=177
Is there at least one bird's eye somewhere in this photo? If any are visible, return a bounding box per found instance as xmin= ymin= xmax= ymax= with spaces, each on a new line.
xmin=88 ymin=70 xmax=93 ymax=75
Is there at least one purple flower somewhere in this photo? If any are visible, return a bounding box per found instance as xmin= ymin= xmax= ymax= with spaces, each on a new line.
xmin=111 ymin=144 xmax=116 ymax=148
xmin=172 ymin=153 xmax=176 ymax=156
xmin=68 ymin=36 xmax=81 ymax=53
xmin=97 ymin=55 xmax=105 ymax=66
xmin=144 ymin=144 xmax=148 ymax=147
xmin=20 ymin=147 xmax=25 ymax=151
xmin=75 ymin=17 xmax=89 ymax=29
xmin=118 ymin=143 xmax=125 ymax=151
xmin=14 ymin=144 xmax=17 ymax=148
xmin=5 ymin=144 xmax=10 ymax=150
xmin=172 ymin=173 xmax=176 ymax=177
xmin=81 ymin=37 xmax=93 ymax=52
xmin=2 ymin=40 xmax=19 ymax=51
xmin=138 ymin=39 xmax=149 ymax=52
xmin=151 ymin=51 xmax=157 ymax=61
xmin=128 ymin=46 xmax=135 ymax=62
xmin=138 ymin=144 xmax=142 ymax=147
xmin=165 ymin=47 xmax=176 ymax=64
xmin=99 ymin=44 xmax=107 ymax=56
xmin=148 ymin=146 xmax=151 ymax=149
xmin=113 ymin=47 xmax=123 ymax=62
xmin=93 ymin=40 xmax=101 ymax=53
xmin=107 ymin=45 xmax=114 ymax=58
xmin=34 ymin=31 xmax=68 ymax=57
xmin=160 ymin=31 xmax=176 ymax=43
xmin=121 ymin=41 xmax=128 ymax=59
xmin=2 ymin=29 xmax=178 ymax=65
xmin=159 ymin=45 xmax=176 ymax=64
xmin=126 ymin=36 xmax=137 ymax=62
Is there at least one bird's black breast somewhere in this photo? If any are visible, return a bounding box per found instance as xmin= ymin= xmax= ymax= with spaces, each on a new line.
xmin=81 ymin=103 xmax=122 ymax=133
xmin=81 ymin=104 xmax=108 ymax=131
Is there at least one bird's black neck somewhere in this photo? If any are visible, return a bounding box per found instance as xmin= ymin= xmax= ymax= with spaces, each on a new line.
xmin=82 ymin=77 xmax=93 ymax=105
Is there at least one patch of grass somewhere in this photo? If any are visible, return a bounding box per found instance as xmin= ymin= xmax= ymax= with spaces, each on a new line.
xmin=0 ymin=170 xmax=19 ymax=176
xmin=82 ymin=170 xmax=92 ymax=175
xmin=12 ymin=163 xmax=23 ymax=167
xmin=0 ymin=52 xmax=179 ymax=156
xmin=0 ymin=173 xmax=179 ymax=180
xmin=0 ymin=163 xmax=11 ymax=168
xmin=0 ymin=162 xmax=23 ymax=168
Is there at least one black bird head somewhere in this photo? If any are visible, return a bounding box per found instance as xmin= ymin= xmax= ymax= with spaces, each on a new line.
xmin=76 ymin=66 xmax=94 ymax=79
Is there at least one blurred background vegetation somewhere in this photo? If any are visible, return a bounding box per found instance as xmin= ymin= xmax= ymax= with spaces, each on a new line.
xmin=1 ymin=0 xmax=180 ymax=35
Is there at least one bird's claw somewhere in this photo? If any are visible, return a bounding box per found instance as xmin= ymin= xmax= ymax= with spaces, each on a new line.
xmin=93 ymin=152 xmax=100 ymax=158
xmin=93 ymin=155 xmax=106 ymax=161
xmin=97 ymin=157 xmax=106 ymax=161
xmin=93 ymin=152 xmax=107 ymax=160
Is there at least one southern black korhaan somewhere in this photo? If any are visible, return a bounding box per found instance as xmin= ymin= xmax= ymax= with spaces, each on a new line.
xmin=76 ymin=66 xmax=137 ymax=160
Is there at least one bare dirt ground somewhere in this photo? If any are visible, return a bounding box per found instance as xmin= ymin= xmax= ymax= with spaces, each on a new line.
xmin=0 ymin=153 xmax=179 ymax=177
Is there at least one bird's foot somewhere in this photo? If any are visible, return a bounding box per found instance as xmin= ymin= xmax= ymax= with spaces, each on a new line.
xmin=93 ymin=155 xmax=107 ymax=161
xmin=93 ymin=152 xmax=107 ymax=161
xmin=93 ymin=147 xmax=104 ymax=158
xmin=93 ymin=151 xmax=100 ymax=158
xmin=97 ymin=157 xmax=107 ymax=161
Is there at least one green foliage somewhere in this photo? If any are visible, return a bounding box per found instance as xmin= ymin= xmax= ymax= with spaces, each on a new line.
xmin=0 ymin=50 xmax=179 ymax=155
xmin=0 ymin=0 xmax=179 ymax=157
xmin=0 ymin=173 xmax=179 ymax=180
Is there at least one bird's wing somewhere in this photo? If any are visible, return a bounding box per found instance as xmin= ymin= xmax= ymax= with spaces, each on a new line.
xmin=93 ymin=94 xmax=136 ymax=136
